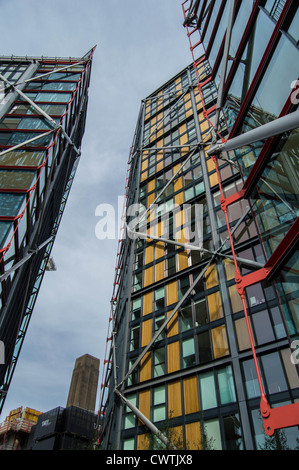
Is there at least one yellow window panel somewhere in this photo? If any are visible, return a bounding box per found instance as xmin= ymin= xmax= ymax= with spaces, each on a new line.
xmin=175 ymin=77 xmax=181 ymax=91
xmin=145 ymin=245 xmax=154 ymax=265
xmin=147 ymin=191 xmax=155 ymax=208
xmin=144 ymin=266 xmax=153 ymax=287
xmin=179 ymin=123 xmax=187 ymax=135
xmin=141 ymin=159 xmax=148 ymax=172
xmin=209 ymin=172 xmax=218 ymax=188
xmin=180 ymin=132 xmax=188 ymax=147
xmin=174 ymin=190 xmax=184 ymax=206
xmin=212 ymin=325 xmax=229 ymax=359
xmin=178 ymin=252 xmax=189 ymax=272
xmin=168 ymin=381 xmax=182 ymax=418
xmin=157 ymin=220 xmax=165 ymax=238
xmin=148 ymin=179 xmax=155 ymax=193
xmin=137 ymin=433 xmax=150 ymax=450
xmin=205 ymin=264 xmax=218 ymax=289
xmin=156 ymin=149 xmax=163 ymax=162
xmin=157 ymin=113 xmax=163 ymax=138
xmin=142 ymin=319 xmax=152 ymax=346
xmin=156 ymin=138 xmax=163 ymax=149
xmin=167 ymin=341 xmax=180 ymax=373
xmin=156 ymin=160 xmax=163 ymax=172
xmin=155 ymin=261 xmax=164 ymax=282
xmin=229 ymin=284 xmax=246 ymax=313
xmin=234 ymin=317 xmax=253 ymax=351
xmin=147 ymin=221 xmax=158 ymax=238
xmin=157 ymin=93 xmax=163 ymax=112
xmin=205 ymin=155 xmax=215 ymax=171
xmin=224 ymin=259 xmax=235 ymax=281
xmin=150 ymin=116 xmax=156 ymax=128
xmin=140 ymin=171 xmax=148 ymax=183
xmin=197 ymin=110 xmax=204 ymax=121
xmin=140 ymin=352 xmax=151 ymax=382
xmin=202 ymin=132 xmax=211 ymax=144
xmin=167 ymin=310 xmax=179 ymax=337
xmin=155 ymin=243 xmax=164 ymax=260
xmin=143 ymin=292 xmax=153 ymax=316
xmin=173 ymin=163 xmax=181 ymax=173
xmin=174 ymin=175 xmax=183 ymax=193
xmin=138 ymin=389 xmax=151 ymax=422
xmin=196 ymin=100 xmax=204 ymax=112
xmin=200 ymin=119 xmax=210 ymax=134
xmin=207 ymin=291 xmax=223 ymax=321
xmin=176 ymin=229 xmax=187 ymax=244
xmin=175 ymin=208 xmax=184 ymax=228
xmin=166 ymin=281 xmax=178 ymax=305
xmin=169 ymin=425 xmax=184 ymax=448
xmin=183 ymin=376 xmax=199 ymax=414
xmin=185 ymin=422 xmax=202 ymax=450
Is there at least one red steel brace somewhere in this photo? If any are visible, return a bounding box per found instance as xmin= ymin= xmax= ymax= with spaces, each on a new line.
xmin=216 ymin=155 xmax=299 ymax=436
xmin=182 ymin=0 xmax=299 ymax=437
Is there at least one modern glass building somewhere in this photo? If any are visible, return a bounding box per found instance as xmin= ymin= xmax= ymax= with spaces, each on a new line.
xmin=99 ymin=0 xmax=299 ymax=450
xmin=0 ymin=48 xmax=95 ymax=414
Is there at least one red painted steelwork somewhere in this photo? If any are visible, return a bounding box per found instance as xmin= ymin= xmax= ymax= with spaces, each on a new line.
xmin=182 ymin=0 xmax=299 ymax=437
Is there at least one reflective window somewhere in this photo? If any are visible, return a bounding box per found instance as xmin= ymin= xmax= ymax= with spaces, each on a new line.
xmin=223 ymin=414 xmax=244 ymax=450
xmin=152 ymin=385 xmax=166 ymax=422
xmin=274 ymin=250 xmax=299 ymax=339
xmin=182 ymin=337 xmax=196 ymax=368
xmin=0 ymin=221 xmax=12 ymax=248
xmin=34 ymin=92 xmax=72 ymax=102
xmin=218 ymin=366 xmax=236 ymax=404
xmin=246 ymin=35 xmax=299 ymax=129
xmin=200 ymin=371 xmax=217 ymax=409
xmin=203 ymin=0 xmax=222 ymax=51
xmin=288 ymin=7 xmax=299 ymax=42
xmin=225 ymin=9 xmax=274 ymax=126
xmin=154 ymin=347 xmax=166 ymax=377
xmin=209 ymin=0 xmax=232 ymax=72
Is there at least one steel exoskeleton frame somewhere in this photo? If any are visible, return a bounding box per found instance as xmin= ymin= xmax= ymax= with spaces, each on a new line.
xmin=0 ymin=47 xmax=96 ymax=414
xmin=98 ymin=61 xmax=280 ymax=449
xmin=99 ymin=0 xmax=299 ymax=450
xmin=182 ymin=0 xmax=299 ymax=437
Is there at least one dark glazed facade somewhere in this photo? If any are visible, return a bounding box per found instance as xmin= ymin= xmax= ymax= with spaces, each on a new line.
xmin=0 ymin=49 xmax=95 ymax=413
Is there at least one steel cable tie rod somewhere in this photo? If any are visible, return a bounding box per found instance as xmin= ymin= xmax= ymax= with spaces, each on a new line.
xmin=117 ymin=256 xmax=214 ymax=389
xmin=118 ymin=206 xmax=264 ymax=388
xmin=129 ymin=144 xmax=201 ymax=231
xmin=114 ymin=388 xmax=177 ymax=450
xmin=0 ymin=236 xmax=54 ymax=283
xmin=126 ymin=223 xmax=264 ymax=269
xmin=0 ymin=130 xmax=54 ymax=157
xmin=208 ymin=110 xmax=299 ymax=156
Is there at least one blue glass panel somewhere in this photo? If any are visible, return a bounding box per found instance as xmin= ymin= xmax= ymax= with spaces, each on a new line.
xmin=0 ymin=220 xmax=12 ymax=247
xmin=35 ymin=92 xmax=72 ymax=103
xmin=0 ymin=193 xmax=25 ymax=217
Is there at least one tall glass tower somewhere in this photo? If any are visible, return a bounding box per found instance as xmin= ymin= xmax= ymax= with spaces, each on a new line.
xmin=99 ymin=0 xmax=299 ymax=451
xmin=0 ymin=48 xmax=95 ymax=413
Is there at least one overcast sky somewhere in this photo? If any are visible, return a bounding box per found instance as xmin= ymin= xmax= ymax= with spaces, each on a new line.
xmin=0 ymin=0 xmax=192 ymax=420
